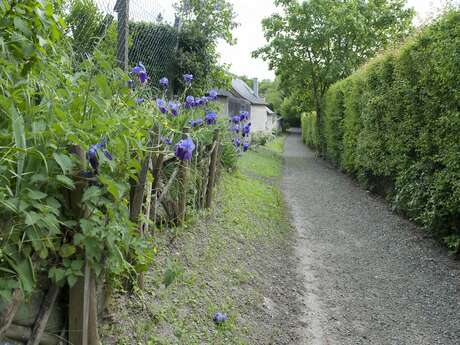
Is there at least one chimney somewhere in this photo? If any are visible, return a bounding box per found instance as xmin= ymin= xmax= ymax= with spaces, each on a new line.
xmin=253 ymin=78 xmax=259 ymax=97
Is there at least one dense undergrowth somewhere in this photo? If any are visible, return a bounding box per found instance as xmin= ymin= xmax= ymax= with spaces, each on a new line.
xmin=301 ymin=11 xmax=460 ymax=253
xmin=100 ymin=138 xmax=302 ymax=345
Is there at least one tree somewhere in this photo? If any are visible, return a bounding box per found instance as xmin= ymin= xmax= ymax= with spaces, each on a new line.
xmin=254 ymin=0 xmax=414 ymax=149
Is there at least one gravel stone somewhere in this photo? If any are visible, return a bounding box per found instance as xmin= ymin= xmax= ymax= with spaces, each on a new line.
xmin=282 ymin=131 xmax=460 ymax=345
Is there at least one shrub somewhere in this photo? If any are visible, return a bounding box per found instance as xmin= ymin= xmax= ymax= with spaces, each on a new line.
xmin=302 ymin=10 xmax=460 ymax=252
xmin=301 ymin=112 xmax=319 ymax=149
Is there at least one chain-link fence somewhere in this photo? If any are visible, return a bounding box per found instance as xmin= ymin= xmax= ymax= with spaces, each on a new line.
xmin=66 ymin=0 xmax=180 ymax=78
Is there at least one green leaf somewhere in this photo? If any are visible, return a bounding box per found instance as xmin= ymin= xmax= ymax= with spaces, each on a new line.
xmin=67 ymin=275 xmax=78 ymax=287
xmin=27 ymin=189 xmax=47 ymax=200
xmin=99 ymin=175 xmax=128 ymax=201
xmin=14 ymin=17 xmax=32 ymax=37
xmin=49 ymin=267 xmax=66 ymax=283
xmin=25 ymin=211 xmax=41 ymax=226
xmin=56 ymin=175 xmax=75 ymax=189
xmin=60 ymin=244 xmax=76 ymax=258
xmin=53 ymin=153 xmax=73 ymax=175
xmin=82 ymin=186 xmax=102 ymax=203
xmin=11 ymin=107 xmax=26 ymax=196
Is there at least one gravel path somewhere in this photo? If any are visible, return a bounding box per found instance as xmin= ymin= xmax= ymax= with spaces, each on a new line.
xmin=282 ymin=130 xmax=460 ymax=345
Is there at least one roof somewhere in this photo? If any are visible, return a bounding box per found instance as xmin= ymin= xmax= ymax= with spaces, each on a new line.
xmin=231 ymin=79 xmax=267 ymax=106
xmin=266 ymin=106 xmax=275 ymax=115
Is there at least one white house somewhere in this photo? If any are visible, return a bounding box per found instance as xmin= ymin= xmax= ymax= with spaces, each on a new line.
xmin=217 ymin=79 xmax=280 ymax=133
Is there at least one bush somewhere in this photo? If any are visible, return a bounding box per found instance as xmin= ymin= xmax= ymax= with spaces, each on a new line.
xmin=301 ymin=112 xmax=318 ymax=148
xmin=251 ymin=132 xmax=275 ymax=147
xmin=302 ymin=10 xmax=460 ymax=253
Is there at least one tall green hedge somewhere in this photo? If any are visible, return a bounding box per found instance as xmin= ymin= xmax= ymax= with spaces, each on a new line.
xmin=301 ymin=112 xmax=319 ymax=148
xmin=303 ymin=11 xmax=460 ymax=253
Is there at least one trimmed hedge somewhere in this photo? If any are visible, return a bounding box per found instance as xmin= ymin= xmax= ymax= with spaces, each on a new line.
xmin=301 ymin=112 xmax=319 ymax=148
xmin=303 ymin=11 xmax=460 ymax=252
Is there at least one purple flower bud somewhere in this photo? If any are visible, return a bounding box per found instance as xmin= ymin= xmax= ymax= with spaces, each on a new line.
xmin=183 ymin=74 xmax=193 ymax=84
xmin=128 ymin=79 xmax=134 ymax=88
xmin=136 ymin=98 xmax=145 ymax=104
xmin=161 ymin=136 xmax=173 ymax=145
xmin=160 ymin=77 xmax=169 ymax=89
xmin=86 ymin=138 xmax=112 ymax=172
xmin=205 ymin=111 xmax=217 ymax=125
xmin=175 ymin=137 xmax=195 ymax=161
xmin=87 ymin=145 xmax=99 ymax=171
xmin=213 ymin=312 xmax=228 ymax=324
xmin=234 ymin=138 xmax=241 ymax=147
xmin=243 ymin=142 xmax=250 ymax=152
xmin=209 ymin=90 xmax=218 ymax=100
xmin=157 ymin=98 xmax=168 ymax=114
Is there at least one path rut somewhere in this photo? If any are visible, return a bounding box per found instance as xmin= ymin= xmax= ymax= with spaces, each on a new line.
xmin=282 ymin=130 xmax=460 ymax=345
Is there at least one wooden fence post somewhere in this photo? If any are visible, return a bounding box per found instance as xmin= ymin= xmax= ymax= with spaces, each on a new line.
xmin=67 ymin=146 xmax=99 ymax=345
xmin=114 ymin=0 xmax=129 ymax=71
xmin=205 ymin=129 xmax=220 ymax=209
xmin=26 ymin=284 xmax=60 ymax=345
xmin=177 ymin=127 xmax=191 ymax=224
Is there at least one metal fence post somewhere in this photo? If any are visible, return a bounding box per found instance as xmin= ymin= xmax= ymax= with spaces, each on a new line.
xmin=115 ymin=0 xmax=129 ymax=71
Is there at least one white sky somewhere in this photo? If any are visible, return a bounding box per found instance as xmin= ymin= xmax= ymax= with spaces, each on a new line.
xmin=217 ymin=0 xmax=459 ymax=81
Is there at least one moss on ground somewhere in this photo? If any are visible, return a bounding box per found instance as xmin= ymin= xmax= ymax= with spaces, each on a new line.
xmin=100 ymin=137 xmax=303 ymax=345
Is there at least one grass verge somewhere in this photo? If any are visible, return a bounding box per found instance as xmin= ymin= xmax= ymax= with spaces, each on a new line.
xmin=100 ymin=137 xmax=303 ymax=345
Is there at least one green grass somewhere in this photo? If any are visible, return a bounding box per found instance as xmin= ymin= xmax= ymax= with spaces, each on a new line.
xmin=238 ymin=137 xmax=285 ymax=178
xmin=101 ymin=136 xmax=290 ymax=345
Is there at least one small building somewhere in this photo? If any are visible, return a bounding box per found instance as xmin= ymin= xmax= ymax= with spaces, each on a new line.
xmin=217 ymin=78 xmax=279 ymax=133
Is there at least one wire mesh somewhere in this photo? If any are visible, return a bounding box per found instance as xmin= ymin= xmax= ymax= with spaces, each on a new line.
xmin=65 ymin=0 xmax=180 ymax=79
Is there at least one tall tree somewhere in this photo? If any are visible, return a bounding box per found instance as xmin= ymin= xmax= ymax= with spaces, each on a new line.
xmin=254 ymin=0 xmax=414 ymax=148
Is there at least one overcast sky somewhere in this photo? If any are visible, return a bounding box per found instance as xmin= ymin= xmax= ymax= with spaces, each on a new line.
xmin=217 ymin=0 xmax=459 ymax=81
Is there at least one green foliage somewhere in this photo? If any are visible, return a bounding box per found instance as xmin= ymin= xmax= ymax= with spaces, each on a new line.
xmin=0 ymin=0 xmax=237 ymax=300
xmin=65 ymin=0 xmax=115 ymax=61
xmin=304 ymin=10 xmax=460 ymax=252
xmin=301 ymin=112 xmax=318 ymax=149
xmin=255 ymin=0 xmax=414 ymax=144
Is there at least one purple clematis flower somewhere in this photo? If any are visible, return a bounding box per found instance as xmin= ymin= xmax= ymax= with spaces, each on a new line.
xmin=231 ymin=124 xmax=240 ymax=133
xmin=205 ymin=111 xmax=217 ymax=125
xmin=234 ymin=138 xmax=241 ymax=147
xmin=86 ymin=138 xmax=113 ymax=172
xmin=243 ymin=122 xmax=251 ymax=137
xmin=157 ymin=98 xmax=168 ymax=113
xmin=169 ymin=101 xmax=180 ymax=116
xmin=159 ymin=77 xmax=169 ymax=89
xmin=239 ymin=111 xmax=249 ymax=121
xmin=132 ymin=63 xmax=148 ymax=84
xmin=208 ymin=90 xmax=218 ymax=100
xmin=175 ymin=137 xmax=195 ymax=161
xmin=183 ymin=74 xmax=193 ymax=85
xmin=243 ymin=142 xmax=250 ymax=152
xmin=213 ymin=312 xmax=228 ymax=324
xmin=231 ymin=115 xmax=241 ymax=123
xmin=190 ymin=118 xmax=203 ymax=128
xmin=185 ymin=95 xmax=195 ymax=108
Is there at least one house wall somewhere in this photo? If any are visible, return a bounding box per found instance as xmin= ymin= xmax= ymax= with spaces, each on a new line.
xmin=250 ymin=105 xmax=269 ymax=132
xmin=217 ymin=96 xmax=229 ymax=117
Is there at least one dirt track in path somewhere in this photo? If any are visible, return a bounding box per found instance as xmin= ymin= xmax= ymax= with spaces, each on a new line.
xmin=282 ymin=130 xmax=460 ymax=345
